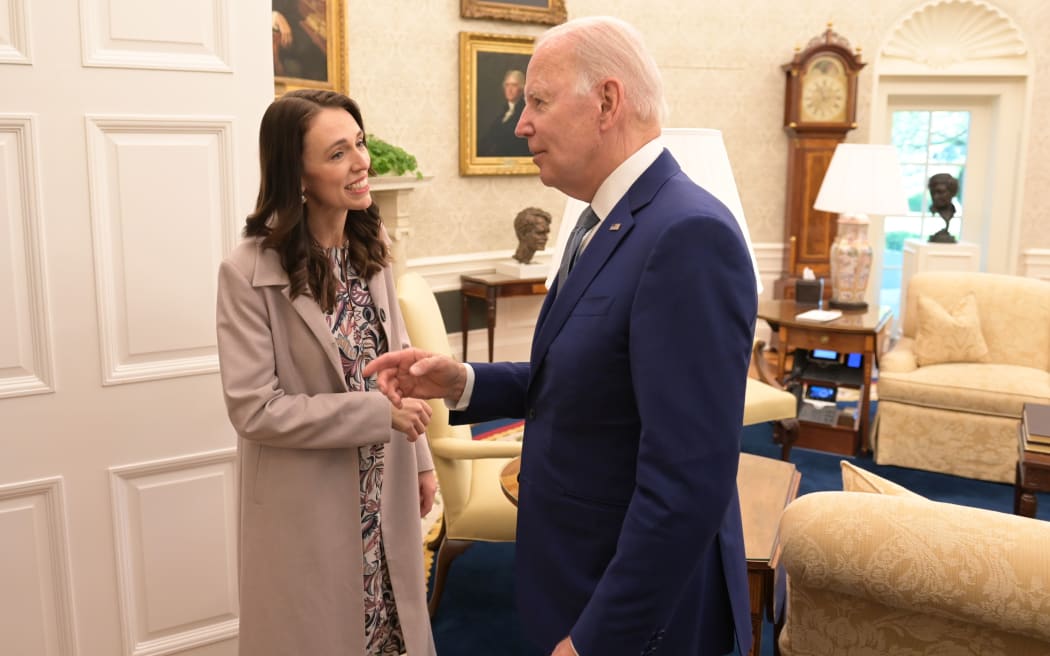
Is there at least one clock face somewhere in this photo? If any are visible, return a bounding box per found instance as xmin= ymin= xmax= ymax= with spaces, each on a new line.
xmin=800 ymin=55 xmax=848 ymax=123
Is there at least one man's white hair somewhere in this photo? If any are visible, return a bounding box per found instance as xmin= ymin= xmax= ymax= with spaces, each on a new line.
xmin=536 ymin=16 xmax=667 ymax=125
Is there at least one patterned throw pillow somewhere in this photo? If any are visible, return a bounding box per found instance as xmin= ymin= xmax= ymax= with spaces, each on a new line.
xmin=913 ymin=292 xmax=990 ymax=366
xmin=840 ymin=461 xmax=923 ymax=498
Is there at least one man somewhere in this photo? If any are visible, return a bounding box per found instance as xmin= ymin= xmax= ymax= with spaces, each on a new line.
xmin=512 ymin=206 xmax=552 ymax=264
xmin=365 ymin=16 xmax=755 ymax=656
xmin=478 ymin=69 xmax=531 ymax=157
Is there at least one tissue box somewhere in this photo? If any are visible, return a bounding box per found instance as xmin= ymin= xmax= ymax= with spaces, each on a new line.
xmin=795 ymin=278 xmax=824 ymax=305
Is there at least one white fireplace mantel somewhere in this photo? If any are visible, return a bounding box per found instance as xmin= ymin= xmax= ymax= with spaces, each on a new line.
xmin=370 ymin=175 xmax=432 ymax=278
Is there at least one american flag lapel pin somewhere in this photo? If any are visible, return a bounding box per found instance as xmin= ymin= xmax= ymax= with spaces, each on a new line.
xmin=609 ymin=223 xmax=621 ymax=231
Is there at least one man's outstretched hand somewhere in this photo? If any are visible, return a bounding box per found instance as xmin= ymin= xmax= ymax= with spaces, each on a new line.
xmin=364 ymin=348 xmax=467 ymax=408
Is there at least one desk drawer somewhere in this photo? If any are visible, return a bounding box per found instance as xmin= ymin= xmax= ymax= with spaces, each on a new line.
xmin=787 ymin=329 xmax=869 ymax=354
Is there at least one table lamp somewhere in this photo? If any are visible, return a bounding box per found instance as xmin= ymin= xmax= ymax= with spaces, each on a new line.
xmin=547 ymin=128 xmax=762 ymax=295
xmin=813 ymin=143 xmax=908 ymax=310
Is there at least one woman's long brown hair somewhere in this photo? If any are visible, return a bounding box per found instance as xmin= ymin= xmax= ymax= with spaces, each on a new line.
xmin=244 ymin=89 xmax=388 ymax=312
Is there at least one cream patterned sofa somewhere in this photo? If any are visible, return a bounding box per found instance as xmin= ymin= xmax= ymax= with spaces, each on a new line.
xmin=777 ymin=464 xmax=1050 ymax=655
xmin=874 ymin=271 xmax=1050 ymax=483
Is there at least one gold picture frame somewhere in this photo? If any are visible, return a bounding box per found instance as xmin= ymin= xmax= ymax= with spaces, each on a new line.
xmin=460 ymin=0 xmax=567 ymax=26
xmin=459 ymin=32 xmax=537 ymax=176
xmin=271 ymin=0 xmax=347 ymax=97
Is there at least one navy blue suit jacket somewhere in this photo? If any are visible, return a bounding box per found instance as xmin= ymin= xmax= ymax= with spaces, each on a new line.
xmin=452 ymin=150 xmax=756 ymax=656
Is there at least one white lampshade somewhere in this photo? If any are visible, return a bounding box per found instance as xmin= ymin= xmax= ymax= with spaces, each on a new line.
xmin=547 ymin=128 xmax=762 ymax=294
xmin=813 ymin=143 xmax=908 ymax=218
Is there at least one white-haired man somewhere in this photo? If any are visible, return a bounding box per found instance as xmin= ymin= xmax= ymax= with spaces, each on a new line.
xmin=366 ymin=16 xmax=755 ymax=656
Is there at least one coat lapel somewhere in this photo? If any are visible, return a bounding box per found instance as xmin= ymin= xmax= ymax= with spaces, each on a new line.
xmin=252 ymin=245 xmax=345 ymax=383
xmin=530 ymin=150 xmax=681 ymax=366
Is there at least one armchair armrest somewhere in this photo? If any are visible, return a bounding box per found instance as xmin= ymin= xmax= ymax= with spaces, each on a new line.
xmin=780 ymin=492 xmax=1050 ymax=643
xmin=880 ymin=336 xmax=918 ymax=373
xmin=429 ymin=436 xmax=523 ymax=460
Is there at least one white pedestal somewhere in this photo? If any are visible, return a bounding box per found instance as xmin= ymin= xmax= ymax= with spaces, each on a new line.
xmin=495 ymin=259 xmax=551 ymax=279
xmin=369 ymin=175 xmax=432 ymax=279
xmin=901 ymin=238 xmax=981 ymax=325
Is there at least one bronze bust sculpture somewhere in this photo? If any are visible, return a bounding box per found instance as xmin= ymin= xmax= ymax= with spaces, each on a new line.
xmin=512 ymin=207 xmax=552 ymax=264
xmin=927 ymin=173 xmax=959 ymax=244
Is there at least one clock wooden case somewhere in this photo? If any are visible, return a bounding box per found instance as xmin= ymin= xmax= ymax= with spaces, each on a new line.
xmin=776 ymin=26 xmax=865 ymax=299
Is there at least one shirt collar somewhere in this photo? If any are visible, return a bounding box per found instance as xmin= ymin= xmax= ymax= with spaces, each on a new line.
xmin=589 ymin=138 xmax=664 ymax=221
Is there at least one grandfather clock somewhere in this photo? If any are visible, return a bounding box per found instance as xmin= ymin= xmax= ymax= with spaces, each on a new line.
xmin=775 ymin=26 xmax=865 ymax=300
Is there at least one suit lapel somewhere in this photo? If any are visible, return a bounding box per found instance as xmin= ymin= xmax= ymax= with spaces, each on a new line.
xmin=530 ymin=150 xmax=681 ymax=367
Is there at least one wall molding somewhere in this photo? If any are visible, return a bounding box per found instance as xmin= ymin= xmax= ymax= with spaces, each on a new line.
xmin=79 ymin=0 xmax=231 ymax=72
xmin=85 ymin=115 xmax=236 ymax=385
xmin=0 ymin=0 xmax=32 ymax=64
xmin=0 ymin=476 xmax=78 ymax=656
xmin=109 ymin=448 xmax=238 ymax=656
xmin=1022 ymin=248 xmax=1050 ymax=281
xmin=0 ymin=114 xmax=55 ymax=399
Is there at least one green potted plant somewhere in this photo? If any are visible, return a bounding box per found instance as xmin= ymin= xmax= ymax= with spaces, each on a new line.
xmin=367 ymin=135 xmax=423 ymax=179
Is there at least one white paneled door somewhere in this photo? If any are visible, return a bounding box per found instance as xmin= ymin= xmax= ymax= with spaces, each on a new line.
xmin=0 ymin=1 xmax=272 ymax=654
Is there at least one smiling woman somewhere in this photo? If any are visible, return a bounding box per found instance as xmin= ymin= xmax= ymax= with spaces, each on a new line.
xmin=215 ymin=89 xmax=439 ymax=656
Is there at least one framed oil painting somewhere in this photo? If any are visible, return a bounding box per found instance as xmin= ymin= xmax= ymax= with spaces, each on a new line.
xmin=459 ymin=32 xmax=537 ymax=176
xmin=461 ymin=0 xmax=567 ymax=25
xmin=272 ymin=0 xmax=347 ymax=96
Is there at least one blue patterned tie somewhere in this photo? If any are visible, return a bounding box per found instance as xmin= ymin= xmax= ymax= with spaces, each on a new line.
xmin=556 ymin=206 xmax=599 ymax=292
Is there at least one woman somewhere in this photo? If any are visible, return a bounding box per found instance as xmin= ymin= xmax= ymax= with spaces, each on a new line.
xmin=216 ymin=89 xmax=437 ymax=656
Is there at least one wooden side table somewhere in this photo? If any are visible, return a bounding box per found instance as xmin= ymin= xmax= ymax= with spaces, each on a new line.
xmin=1014 ymin=408 xmax=1050 ymax=517
xmin=460 ymin=273 xmax=547 ymax=362
xmin=757 ymin=300 xmax=892 ymax=456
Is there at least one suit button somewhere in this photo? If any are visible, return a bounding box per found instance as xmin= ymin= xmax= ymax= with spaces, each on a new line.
xmin=527 ymin=408 xmax=536 ymax=419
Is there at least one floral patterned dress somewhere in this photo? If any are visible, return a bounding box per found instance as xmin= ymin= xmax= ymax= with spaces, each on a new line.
xmin=323 ymin=245 xmax=405 ymax=655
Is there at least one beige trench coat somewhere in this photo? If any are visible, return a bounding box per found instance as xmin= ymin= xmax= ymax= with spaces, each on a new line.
xmin=216 ymin=237 xmax=436 ymax=656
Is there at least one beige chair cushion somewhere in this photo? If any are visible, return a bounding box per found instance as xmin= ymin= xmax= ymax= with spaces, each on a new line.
xmin=742 ymin=377 xmax=797 ymax=426
xmin=840 ymin=461 xmax=923 ymax=498
xmin=914 ymin=292 xmax=990 ymax=366
xmin=878 ymin=363 xmax=1050 ymax=418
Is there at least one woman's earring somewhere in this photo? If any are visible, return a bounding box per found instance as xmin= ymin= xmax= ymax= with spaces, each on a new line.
xmin=300 ymin=190 xmax=307 ymax=204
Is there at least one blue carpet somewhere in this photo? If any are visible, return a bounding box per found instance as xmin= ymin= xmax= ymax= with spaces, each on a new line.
xmin=431 ymin=419 xmax=1049 ymax=655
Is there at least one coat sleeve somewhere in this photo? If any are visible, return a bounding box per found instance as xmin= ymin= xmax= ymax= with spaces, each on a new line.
xmin=216 ymin=257 xmax=392 ymax=449
xmin=449 ymin=361 xmax=531 ymax=425
xmin=570 ymin=214 xmax=757 ymax=655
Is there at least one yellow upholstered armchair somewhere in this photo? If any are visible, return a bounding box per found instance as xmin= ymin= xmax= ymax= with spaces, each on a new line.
xmin=777 ymin=464 xmax=1050 ymax=654
xmin=874 ymin=272 xmax=1050 ymax=482
xmin=396 ymin=272 xmax=521 ymax=617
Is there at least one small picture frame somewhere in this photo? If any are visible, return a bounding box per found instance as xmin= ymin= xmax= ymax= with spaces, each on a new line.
xmin=271 ymin=0 xmax=348 ymax=97
xmin=459 ymin=32 xmax=537 ymax=176
xmin=460 ymin=0 xmax=567 ymax=26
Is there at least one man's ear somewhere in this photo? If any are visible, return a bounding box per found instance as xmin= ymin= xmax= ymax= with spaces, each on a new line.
xmin=597 ymin=78 xmax=625 ymax=128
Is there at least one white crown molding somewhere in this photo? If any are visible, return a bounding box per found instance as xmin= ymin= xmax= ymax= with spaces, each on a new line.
xmin=85 ymin=115 xmax=236 ymax=385
xmin=109 ymin=449 xmax=238 ymax=656
xmin=0 ymin=114 xmax=55 ymax=398
xmin=0 ymin=476 xmax=78 ymax=656
xmin=0 ymin=0 xmax=32 ymax=64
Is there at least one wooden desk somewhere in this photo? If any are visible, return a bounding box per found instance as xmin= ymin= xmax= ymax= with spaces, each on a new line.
xmin=1015 ymin=404 xmax=1050 ymax=517
xmin=498 ymin=453 xmax=800 ymax=656
xmin=460 ymin=273 xmax=547 ymax=362
xmin=757 ymin=300 xmax=892 ymax=456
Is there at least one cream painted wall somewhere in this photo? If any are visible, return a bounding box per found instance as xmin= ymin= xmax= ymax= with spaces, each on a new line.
xmin=347 ymin=0 xmax=1049 ymax=263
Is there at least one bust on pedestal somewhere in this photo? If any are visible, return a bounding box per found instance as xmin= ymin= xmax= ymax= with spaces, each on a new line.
xmin=495 ymin=206 xmax=552 ymax=278
xmin=927 ymin=173 xmax=959 ymax=244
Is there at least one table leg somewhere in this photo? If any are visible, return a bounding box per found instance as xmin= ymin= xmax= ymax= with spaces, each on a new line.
xmin=485 ymin=290 xmax=497 ymax=363
xmin=461 ymin=293 xmax=470 ymax=361
xmin=858 ymin=349 xmax=874 ymax=453
xmin=1015 ymin=462 xmax=1038 ymax=517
